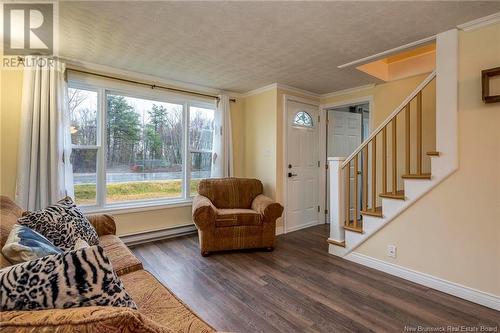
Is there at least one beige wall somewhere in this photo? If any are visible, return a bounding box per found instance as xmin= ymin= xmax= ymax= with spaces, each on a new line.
xmin=230 ymin=98 xmax=246 ymax=178
xmin=355 ymin=24 xmax=500 ymax=296
xmin=242 ymin=89 xmax=278 ymax=199
xmin=0 ymin=67 xmax=245 ymax=236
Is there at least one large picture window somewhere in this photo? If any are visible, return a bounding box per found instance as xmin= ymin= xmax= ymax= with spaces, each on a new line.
xmin=68 ymin=81 xmax=216 ymax=211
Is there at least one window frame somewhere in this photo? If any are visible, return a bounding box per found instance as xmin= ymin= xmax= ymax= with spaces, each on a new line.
xmin=68 ymin=76 xmax=216 ymax=214
xmin=292 ymin=111 xmax=314 ymax=128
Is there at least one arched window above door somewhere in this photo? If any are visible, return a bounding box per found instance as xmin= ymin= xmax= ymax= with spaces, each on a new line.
xmin=293 ymin=111 xmax=314 ymax=128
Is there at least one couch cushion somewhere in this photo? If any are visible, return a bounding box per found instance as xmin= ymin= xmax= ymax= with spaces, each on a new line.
xmin=0 ymin=306 xmax=173 ymax=333
xmin=215 ymin=209 xmax=262 ymax=227
xmin=198 ymin=178 xmax=263 ymax=209
xmin=100 ymin=235 xmax=143 ymax=276
xmin=121 ymin=270 xmax=214 ymax=333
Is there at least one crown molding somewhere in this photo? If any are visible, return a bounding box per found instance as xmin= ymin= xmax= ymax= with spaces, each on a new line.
xmin=242 ymin=82 xmax=321 ymax=99
xmin=241 ymin=83 xmax=279 ymax=97
xmin=319 ymin=84 xmax=375 ymax=99
xmin=275 ymin=83 xmax=320 ymax=98
xmin=337 ymin=35 xmax=436 ymax=69
xmin=62 ymin=57 xmax=241 ymax=98
xmin=457 ymin=11 xmax=500 ymax=32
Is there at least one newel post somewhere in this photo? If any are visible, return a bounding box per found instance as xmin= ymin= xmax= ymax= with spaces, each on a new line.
xmin=328 ymin=157 xmax=346 ymax=243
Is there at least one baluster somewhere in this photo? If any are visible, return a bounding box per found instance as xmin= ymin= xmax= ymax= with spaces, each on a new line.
xmin=362 ymin=146 xmax=368 ymax=212
xmin=405 ymin=104 xmax=410 ymax=175
xmin=416 ymin=91 xmax=422 ymax=175
xmin=353 ymin=155 xmax=359 ymax=228
xmin=371 ymin=137 xmax=377 ymax=210
xmin=345 ymin=164 xmax=350 ymax=227
xmin=392 ymin=118 xmax=397 ymax=194
xmin=382 ymin=127 xmax=387 ymax=194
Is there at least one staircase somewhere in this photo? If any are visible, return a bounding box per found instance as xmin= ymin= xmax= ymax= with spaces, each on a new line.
xmin=327 ymin=65 xmax=458 ymax=256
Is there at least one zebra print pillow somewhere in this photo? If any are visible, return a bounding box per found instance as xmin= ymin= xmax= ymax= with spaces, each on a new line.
xmin=0 ymin=245 xmax=137 ymax=311
xmin=18 ymin=197 xmax=99 ymax=251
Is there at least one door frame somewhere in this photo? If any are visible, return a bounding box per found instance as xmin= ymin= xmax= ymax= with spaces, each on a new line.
xmin=282 ymin=94 xmax=321 ymax=234
xmin=320 ymin=95 xmax=373 ymax=223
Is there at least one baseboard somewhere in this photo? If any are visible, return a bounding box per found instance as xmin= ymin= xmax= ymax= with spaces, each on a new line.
xmin=285 ymin=221 xmax=322 ymax=233
xmin=345 ymin=252 xmax=500 ymax=311
xmin=276 ymin=225 xmax=284 ymax=235
xmin=120 ymin=224 xmax=197 ymax=246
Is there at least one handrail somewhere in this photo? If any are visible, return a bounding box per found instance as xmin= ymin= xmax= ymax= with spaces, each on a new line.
xmin=341 ymin=70 xmax=436 ymax=169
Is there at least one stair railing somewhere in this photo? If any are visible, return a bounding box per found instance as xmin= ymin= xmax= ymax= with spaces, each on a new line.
xmin=328 ymin=71 xmax=436 ymax=244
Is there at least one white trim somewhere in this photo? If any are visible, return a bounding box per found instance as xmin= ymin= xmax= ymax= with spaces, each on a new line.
xmin=321 ymin=95 xmax=374 ymax=135
xmin=285 ymin=221 xmax=323 ymax=233
xmin=282 ymin=94 xmax=321 ymax=234
xmin=345 ymin=252 xmax=500 ymax=311
xmin=320 ymin=84 xmax=375 ymax=99
xmin=276 ymin=83 xmax=320 ymax=98
xmin=457 ymin=11 xmax=500 ymax=32
xmin=275 ymin=224 xmax=284 ymax=236
xmin=242 ymin=83 xmax=278 ymax=97
xmin=337 ymin=35 xmax=436 ymax=69
xmin=120 ymin=224 xmax=197 ymax=246
xmin=242 ymin=83 xmax=320 ymax=99
xmin=82 ymin=199 xmax=192 ymax=215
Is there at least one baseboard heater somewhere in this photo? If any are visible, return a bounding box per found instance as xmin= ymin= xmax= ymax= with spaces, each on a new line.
xmin=120 ymin=224 xmax=198 ymax=247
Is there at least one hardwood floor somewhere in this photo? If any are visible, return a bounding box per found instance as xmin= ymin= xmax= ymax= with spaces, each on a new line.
xmin=132 ymin=224 xmax=500 ymax=333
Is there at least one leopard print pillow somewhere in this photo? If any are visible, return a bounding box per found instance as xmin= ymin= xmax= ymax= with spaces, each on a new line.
xmin=0 ymin=245 xmax=137 ymax=311
xmin=18 ymin=197 xmax=99 ymax=251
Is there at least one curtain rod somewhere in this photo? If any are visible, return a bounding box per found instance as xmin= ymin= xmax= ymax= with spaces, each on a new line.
xmin=66 ymin=67 xmax=236 ymax=103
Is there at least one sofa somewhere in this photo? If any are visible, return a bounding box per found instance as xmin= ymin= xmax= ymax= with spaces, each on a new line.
xmin=192 ymin=178 xmax=284 ymax=256
xmin=0 ymin=196 xmax=215 ymax=333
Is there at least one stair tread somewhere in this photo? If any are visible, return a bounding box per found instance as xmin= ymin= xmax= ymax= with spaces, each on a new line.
xmin=427 ymin=151 xmax=440 ymax=156
xmin=360 ymin=206 xmax=383 ymax=218
xmin=343 ymin=225 xmax=364 ymax=234
xmin=380 ymin=190 xmax=405 ymax=200
xmin=327 ymin=239 xmax=346 ymax=247
xmin=402 ymin=173 xmax=431 ymax=179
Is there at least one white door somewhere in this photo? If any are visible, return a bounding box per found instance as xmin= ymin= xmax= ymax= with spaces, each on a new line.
xmin=286 ymin=100 xmax=320 ymax=232
xmin=327 ymin=111 xmax=362 ymax=220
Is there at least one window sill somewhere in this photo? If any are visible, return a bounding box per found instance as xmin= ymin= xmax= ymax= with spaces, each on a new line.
xmin=81 ymin=198 xmax=194 ymax=215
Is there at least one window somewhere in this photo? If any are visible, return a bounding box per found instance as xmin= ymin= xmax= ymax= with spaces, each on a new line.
xmin=69 ymin=87 xmax=98 ymax=206
xmin=189 ymin=106 xmax=214 ymax=196
xmin=293 ymin=111 xmax=314 ymax=128
xmin=68 ymin=82 xmax=217 ymax=210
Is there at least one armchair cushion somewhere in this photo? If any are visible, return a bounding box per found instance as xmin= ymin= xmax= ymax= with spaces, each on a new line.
xmin=215 ymin=209 xmax=262 ymax=227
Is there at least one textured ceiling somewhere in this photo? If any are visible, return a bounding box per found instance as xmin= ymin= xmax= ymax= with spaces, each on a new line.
xmin=59 ymin=1 xmax=500 ymax=94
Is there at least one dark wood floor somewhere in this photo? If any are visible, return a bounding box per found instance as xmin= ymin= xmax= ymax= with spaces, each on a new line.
xmin=132 ymin=225 xmax=500 ymax=333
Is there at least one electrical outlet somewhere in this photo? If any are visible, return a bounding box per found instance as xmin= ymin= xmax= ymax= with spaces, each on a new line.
xmin=387 ymin=245 xmax=397 ymax=258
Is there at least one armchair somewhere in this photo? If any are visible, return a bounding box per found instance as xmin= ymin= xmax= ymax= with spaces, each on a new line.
xmin=192 ymin=178 xmax=283 ymax=256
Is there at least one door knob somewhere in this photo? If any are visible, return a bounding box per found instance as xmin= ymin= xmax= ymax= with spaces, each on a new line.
xmin=288 ymin=172 xmax=298 ymax=178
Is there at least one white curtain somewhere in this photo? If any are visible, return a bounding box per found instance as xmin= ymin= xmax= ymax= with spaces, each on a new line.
xmin=16 ymin=57 xmax=73 ymax=210
xmin=211 ymin=95 xmax=233 ymax=178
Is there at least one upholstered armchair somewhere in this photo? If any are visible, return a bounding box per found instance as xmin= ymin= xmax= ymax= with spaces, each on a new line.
xmin=192 ymin=178 xmax=284 ymax=256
